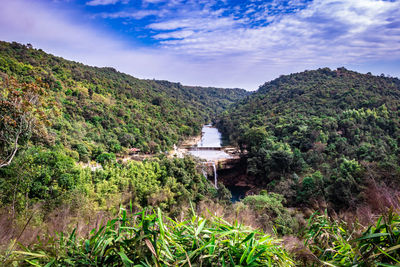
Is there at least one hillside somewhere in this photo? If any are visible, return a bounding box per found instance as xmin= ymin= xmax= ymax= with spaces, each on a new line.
xmin=0 ymin=40 xmax=247 ymax=244
xmin=217 ymin=67 xmax=400 ymax=210
xmin=0 ymin=41 xmax=248 ymax=258
xmin=0 ymin=41 xmax=249 ymax=160
xmin=2 ymin=49 xmax=400 ymax=266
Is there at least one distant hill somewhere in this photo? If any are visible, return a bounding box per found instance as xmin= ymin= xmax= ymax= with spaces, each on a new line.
xmin=217 ymin=67 xmax=400 ymax=209
xmin=0 ymin=41 xmax=249 ymax=160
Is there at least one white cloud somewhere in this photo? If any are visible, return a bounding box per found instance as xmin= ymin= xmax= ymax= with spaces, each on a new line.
xmin=86 ymin=0 xmax=128 ymax=6
xmin=99 ymin=10 xmax=162 ymax=19
xmin=154 ymin=30 xmax=194 ymax=39
xmin=149 ymin=0 xmax=400 ymax=65
xmin=148 ymin=17 xmax=238 ymax=31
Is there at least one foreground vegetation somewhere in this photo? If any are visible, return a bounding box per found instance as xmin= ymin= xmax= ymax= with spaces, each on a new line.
xmin=3 ymin=208 xmax=294 ymax=266
xmin=0 ymin=147 xmax=219 ymax=221
xmin=2 ymin=207 xmax=400 ymax=266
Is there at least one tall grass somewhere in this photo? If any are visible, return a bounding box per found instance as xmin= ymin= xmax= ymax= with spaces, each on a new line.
xmin=304 ymin=211 xmax=357 ymax=266
xmin=354 ymin=209 xmax=400 ymax=265
xmin=305 ymin=209 xmax=400 ymax=266
xmin=4 ymin=205 xmax=294 ymax=266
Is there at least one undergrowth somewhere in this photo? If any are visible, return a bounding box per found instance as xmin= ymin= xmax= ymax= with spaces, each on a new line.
xmin=2 ymin=205 xmax=294 ymax=266
xmin=305 ymin=209 xmax=400 ymax=266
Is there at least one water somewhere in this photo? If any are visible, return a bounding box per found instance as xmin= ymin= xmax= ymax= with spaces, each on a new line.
xmin=188 ymin=125 xmax=231 ymax=161
xmin=227 ymin=185 xmax=249 ymax=202
xmin=212 ymin=162 xmax=218 ymax=188
xmin=197 ymin=125 xmax=222 ymax=148
xmin=188 ymin=150 xmax=231 ymax=161
xmin=187 ymin=125 xmax=233 ymax=190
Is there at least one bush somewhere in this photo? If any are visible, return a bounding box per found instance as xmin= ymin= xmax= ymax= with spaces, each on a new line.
xmin=243 ymin=192 xmax=299 ymax=234
xmin=0 ymin=147 xmax=81 ymax=212
xmin=72 ymin=143 xmax=91 ymax=163
xmin=96 ymin=152 xmax=116 ymax=165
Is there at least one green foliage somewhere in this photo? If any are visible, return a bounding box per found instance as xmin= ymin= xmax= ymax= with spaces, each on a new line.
xmin=0 ymin=147 xmax=216 ymax=215
xmin=304 ymin=211 xmax=357 ymax=265
xmin=5 ymin=208 xmax=294 ymax=266
xmin=0 ymin=147 xmax=81 ymax=209
xmin=217 ymin=67 xmax=400 ymax=210
xmin=354 ymin=209 xmax=400 ymax=265
xmin=242 ymin=192 xmax=299 ymax=235
xmin=243 ymin=192 xmax=285 ymax=212
xmin=96 ymin=152 xmax=116 ymax=165
xmin=305 ymin=210 xmax=400 ymax=266
xmin=0 ymin=41 xmax=249 ymax=156
xmin=297 ymin=171 xmax=324 ymax=204
xmin=72 ymin=143 xmax=90 ymax=163
xmin=0 ymin=76 xmax=49 ymax=167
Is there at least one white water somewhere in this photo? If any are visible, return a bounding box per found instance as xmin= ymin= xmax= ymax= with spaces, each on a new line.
xmin=188 ymin=125 xmax=228 ymax=189
xmin=212 ymin=162 xmax=218 ymax=189
xmin=188 ymin=150 xmax=231 ymax=161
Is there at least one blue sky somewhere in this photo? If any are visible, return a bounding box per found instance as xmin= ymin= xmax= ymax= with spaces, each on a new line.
xmin=0 ymin=0 xmax=399 ymax=90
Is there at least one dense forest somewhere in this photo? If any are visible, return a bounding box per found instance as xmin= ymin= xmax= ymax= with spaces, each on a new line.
xmin=217 ymin=67 xmax=400 ymax=210
xmin=0 ymin=41 xmax=249 ymax=157
xmin=2 ymin=42 xmax=400 ymax=266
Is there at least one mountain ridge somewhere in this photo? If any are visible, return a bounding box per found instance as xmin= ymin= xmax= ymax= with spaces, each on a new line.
xmin=0 ymin=40 xmax=249 ymax=160
xmin=217 ymin=67 xmax=400 ymax=210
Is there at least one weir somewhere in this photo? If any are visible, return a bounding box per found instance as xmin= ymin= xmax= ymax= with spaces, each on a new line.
xmin=192 ymin=147 xmax=224 ymax=151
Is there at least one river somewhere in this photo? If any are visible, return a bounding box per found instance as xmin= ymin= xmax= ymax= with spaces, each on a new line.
xmin=196 ymin=125 xmax=223 ymax=148
xmin=187 ymin=125 xmax=232 ymax=161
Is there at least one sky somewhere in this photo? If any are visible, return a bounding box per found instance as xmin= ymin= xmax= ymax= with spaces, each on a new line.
xmin=0 ymin=0 xmax=399 ymax=90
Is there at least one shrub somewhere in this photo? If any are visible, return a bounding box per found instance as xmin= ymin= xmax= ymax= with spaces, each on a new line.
xmin=96 ymin=152 xmax=116 ymax=165
xmin=243 ymin=192 xmax=299 ymax=234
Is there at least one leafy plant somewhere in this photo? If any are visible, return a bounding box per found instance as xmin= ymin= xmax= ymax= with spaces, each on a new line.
xmin=354 ymin=209 xmax=400 ymax=265
xmin=305 ymin=210 xmax=400 ymax=266
xmin=6 ymin=207 xmax=294 ymax=266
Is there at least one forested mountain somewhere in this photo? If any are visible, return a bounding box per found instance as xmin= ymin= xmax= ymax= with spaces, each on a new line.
xmin=0 ymin=41 xmax=249 ymax=160
xmin=217 ymin=67 xmax=400 ymax=210
xmin=2 ymin=43 xmax=400 ymax=266
xmin=0 ymin=41 xmax=246 ymax=251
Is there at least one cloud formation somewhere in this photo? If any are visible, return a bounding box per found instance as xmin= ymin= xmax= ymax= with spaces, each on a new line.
xmin=86 ymin=0 xmax=128 ymax=6
xmin=0 ymin=0 xmax=399 ymax=90
xmin=98 ymin=10 xmax=162 ymax=19
xmin=143 ymin=0 xmax=400 ymax=63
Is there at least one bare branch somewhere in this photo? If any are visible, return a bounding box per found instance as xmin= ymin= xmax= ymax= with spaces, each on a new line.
xmin=0 ymin=130 xmax=20 ymax=168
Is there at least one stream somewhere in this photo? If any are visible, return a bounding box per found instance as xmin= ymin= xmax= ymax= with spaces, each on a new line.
xmin=187 ymin=125 xmax=232 ymax=161
xmin=188 ymin=125 xmax=245 ymax=201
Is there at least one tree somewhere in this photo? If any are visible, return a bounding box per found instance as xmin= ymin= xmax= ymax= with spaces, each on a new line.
xmin=0 ymin=77 xmax=47 ymax=168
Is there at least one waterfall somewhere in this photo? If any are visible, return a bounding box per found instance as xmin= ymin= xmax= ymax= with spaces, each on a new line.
xmin=212 ymin=162 xmax=218 ymax=189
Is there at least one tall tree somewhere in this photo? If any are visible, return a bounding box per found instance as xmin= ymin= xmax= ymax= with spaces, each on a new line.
xmin=0 ymin=76 xmax=47 ymax=167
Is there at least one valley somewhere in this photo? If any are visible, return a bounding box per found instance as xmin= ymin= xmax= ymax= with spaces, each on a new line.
xmin=1 ymin=41 xmax=400 ymax=266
